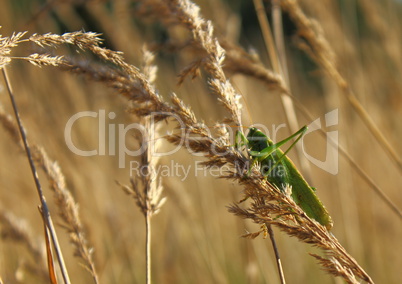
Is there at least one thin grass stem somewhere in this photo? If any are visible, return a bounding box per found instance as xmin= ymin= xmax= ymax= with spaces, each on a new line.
xmin=253 ymin=0 xmax=312 ymax=183
xmin=266 ymin=223 xmax=286 ymax=284
xmin=1 ymin=67 xmax=71 ymax=284
xmin=146 ymin=212 xmax=151 ymax=284
xmin=280 ymin=0 xmax=402 ymax=175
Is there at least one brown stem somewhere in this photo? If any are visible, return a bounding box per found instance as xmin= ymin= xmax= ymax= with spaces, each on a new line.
xmin=266 ymin=223 xmax=286 ymax=284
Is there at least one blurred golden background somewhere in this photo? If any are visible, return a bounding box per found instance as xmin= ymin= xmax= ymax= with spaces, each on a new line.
xmin=0 ymin=0 xmax=401 ymax=283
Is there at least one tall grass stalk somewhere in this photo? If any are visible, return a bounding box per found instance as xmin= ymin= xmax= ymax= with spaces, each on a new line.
xmin=280 ymin=0 xmax=402 ymax=174
xmin=1 ymin=67 xmax=71 ymax=284
xmin=1 ymin=0 xmax=400 ymax=282
xmin=1 ymin=64 xmax=98 ymax=283
xmin=0 ymin=17 xmax=372 ymax=284
xmin=117 ymin=115 xmax=166 ymax=284
xmin=117 ymin=49 xmax=166 ymax=283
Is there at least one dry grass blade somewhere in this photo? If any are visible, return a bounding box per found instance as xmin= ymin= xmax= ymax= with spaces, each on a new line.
xmin=134 ymin=0 xmax=400 ymax=224
xmin=116 ymin=47 xmax=166 ymax=284
xmin=52 ymin=29 xmax=373 ymax=281
xmin=27 ymin=53 xmax=65 ymax=67
xmin=0 ymin=0 xmax=399 ymax=282
xmin=40 ymin=208 xmax=58 ymax=284
xmin=0 ymin=208 xmax=44 ymax=261
xmin=228 ymin=182 xmax=373 ymax=283
xmin=0 ymin=5 xmax=378 ymax=282
xmin=5 ymin=10 xmax=383 ymax=282
xmin=266 ymin=223 xmax=286 ymax=284
xmin=311 ymin=254 xmax=359 ymax=284
xmin=1 ymin=67 xmax=71 ymax=284
xmin=116 ymin=116 xmax=166 ymax=284
xmin=222 ymin=40 xmax=287 ymax=90
xmin=0 ymin=31 xmax=27 ymax=68
xmin=32 ymin=146 xmax=99 ymax=284
xmin=0 ymin=104 xmax=99 ymax=284
xmin=117 ymin=121 xmax=166 ymax=219
xmin=253 ymin=0 xmax=313 ymax=186
xmin=0 ymin=207 xmax=48 ymax=280
xmin=207 ymin=5 xmax=402 ymax=221
xmin=167 ymin=0 xmax=243 ymax=127
xmin=280 ymin=0 xmax=402 ymax=174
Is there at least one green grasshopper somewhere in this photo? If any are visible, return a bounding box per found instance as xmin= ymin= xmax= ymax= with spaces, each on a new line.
xmin=236 ymin=126 xmax=333 ymax=230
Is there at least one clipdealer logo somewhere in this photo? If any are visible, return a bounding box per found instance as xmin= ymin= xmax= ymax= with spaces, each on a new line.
xmin=64 ymin=110 xmax=339 ymax=175
xmin=64 ymin=111 xmax=186 ymax=168
xmin=302 ymin=109 xmax=338 ymax=175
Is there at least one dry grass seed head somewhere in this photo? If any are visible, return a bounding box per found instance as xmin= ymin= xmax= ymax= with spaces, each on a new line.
xmin=3 ymin=22 xmax=373 ymax=283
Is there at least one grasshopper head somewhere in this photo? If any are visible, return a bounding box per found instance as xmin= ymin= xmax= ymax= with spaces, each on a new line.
xmin=247 ymin=127 xmax=258 ymax=137
xmin=246 ymin=127 xmax=270 ymax=151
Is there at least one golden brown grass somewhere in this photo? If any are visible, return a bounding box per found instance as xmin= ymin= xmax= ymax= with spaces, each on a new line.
xmin=0 ymin=0 xmax=401 ymax=283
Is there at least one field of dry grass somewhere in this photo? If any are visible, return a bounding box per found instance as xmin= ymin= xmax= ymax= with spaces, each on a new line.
xmin=0 ymin=0 xmax=401 ymax=283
